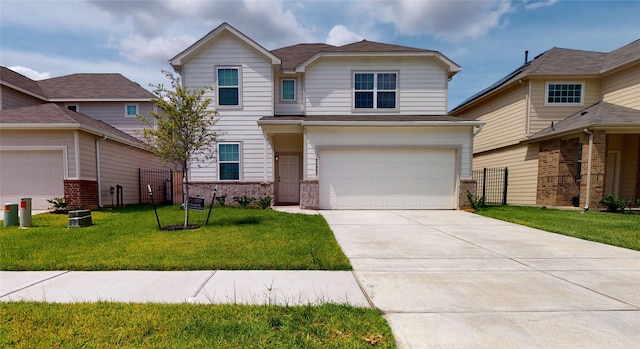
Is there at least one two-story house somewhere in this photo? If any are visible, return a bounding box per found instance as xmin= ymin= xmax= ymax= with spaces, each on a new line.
xmin=169 ymin=22 xmax=482 ymax=210
xmin=0 ymin=66 xmax=164 ymax=209
xmin=450 ymin=39 xmax=640 ymax=208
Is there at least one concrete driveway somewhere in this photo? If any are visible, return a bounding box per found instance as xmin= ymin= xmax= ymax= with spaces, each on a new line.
xmin=321 ymin=210 xmax=640 ymax=349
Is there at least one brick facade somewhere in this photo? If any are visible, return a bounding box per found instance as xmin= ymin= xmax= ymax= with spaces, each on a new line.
xmin=300 ymin=180 xmax=319 ymax=210
xmin=458 ymin=179 xmax=477 ymax=209
xmin=579 ymin=130 xmax=607 ymax=209
xmin=64 ymin=180 xmax=99 ymax=209
xmin=537 ymin=137 xmax=582 ymax=207
xmin=188 ymin=181 xmax=274 ymax=207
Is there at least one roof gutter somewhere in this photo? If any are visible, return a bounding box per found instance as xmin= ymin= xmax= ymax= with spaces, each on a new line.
xmin=0 ymin=123 xmax=145 ymax=149
xmin=257 ymin=120 xmax=484 ymax=127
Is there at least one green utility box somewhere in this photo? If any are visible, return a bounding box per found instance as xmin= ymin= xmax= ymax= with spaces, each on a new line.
xmin=4 ymin=203 xmax=18 ymax=227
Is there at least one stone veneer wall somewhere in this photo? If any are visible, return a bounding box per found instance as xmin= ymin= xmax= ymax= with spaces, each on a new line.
xmin=458 ymin=179 xmax=477 ymax=209
xmin=64 ymin=180 xmax=99 ymax=209
xmin=579 ymin=130 xmax=607 ymax=209
xmin=188 ymin=181 xmax=274 ymax=206
xmin=300 ymin=180 xmax=319 ymax=210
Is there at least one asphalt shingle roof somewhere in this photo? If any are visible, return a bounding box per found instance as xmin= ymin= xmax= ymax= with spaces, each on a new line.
xmin=526 ymin=102 xmax=640 ymax=142
xmin=38 ymin=73 xmax=156 ymax=99
xmin=0 ymin=103 xmax=144 ymax=146
xmin=0 ymin=66 xmax=46 ymax=98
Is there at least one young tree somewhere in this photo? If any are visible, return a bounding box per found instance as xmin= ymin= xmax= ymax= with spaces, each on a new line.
xmin=139 ymin=71 xmax=220 ymax=227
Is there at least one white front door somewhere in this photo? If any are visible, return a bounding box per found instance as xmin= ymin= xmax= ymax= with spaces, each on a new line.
xmin=278 ymin=155 xmax=300 ymax=203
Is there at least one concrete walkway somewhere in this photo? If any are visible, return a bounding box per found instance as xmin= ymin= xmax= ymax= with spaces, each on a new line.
xmin=2 ymin=209 xmax=639 ymax=348
xmin=321 ymin=210 xmax=640 ymax=349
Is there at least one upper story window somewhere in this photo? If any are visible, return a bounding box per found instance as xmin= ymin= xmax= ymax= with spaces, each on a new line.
xmin=217 ymin=67 xmax=241 ymax=107
xmin=546 ymin=83 xmax=583 ymax=105
xmin=354 ymin=72 xmax=397 ymax=109
xmin=218 ymin=143 xmax=241 ymax=180
xmin=66 ymin=104 xmax=79 ymax=112
xmin=281 ymin=79 xmax=296 ymax=101
xmin=125 ymin=104 xmax=138 ymax=117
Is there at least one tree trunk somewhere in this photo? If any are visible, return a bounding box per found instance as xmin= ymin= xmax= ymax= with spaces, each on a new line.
xmin=183 ymin=173 xmax=189 ymax=227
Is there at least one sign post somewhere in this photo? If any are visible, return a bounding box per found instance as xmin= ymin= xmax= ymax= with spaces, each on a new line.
xmin=148 ymin=184 xmax=162 ymax=229
xmin=206 ymin=186 xmax=217 ymax=225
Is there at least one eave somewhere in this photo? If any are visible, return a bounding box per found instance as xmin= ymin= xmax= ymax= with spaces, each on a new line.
xmin=0 ymin=123 xmax=145 ymax=149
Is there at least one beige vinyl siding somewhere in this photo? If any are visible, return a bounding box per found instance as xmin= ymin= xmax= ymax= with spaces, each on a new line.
xmin=607 ymin=134 xmax=639 ymax=200
xmin=601 ymin=64 xmax=640 ymax=110
xmin=1 ymin=86 xmax=44 ymax=109
xmin=473 ymin=144 xmax=538 ymax=205
xmin=304 ymin=126 xmax=473 ymax=179
xmin=0 ymin=129 xmax=77 ymax=178
xmin=97 ymin=140 xmax=164 ymax=205
xmin=274 ymin=73 xmax=304 ymax=115
xmin=462 ymin=84 xmax=527 ymax=153
xmin=304 ymin=56 xmax=448 ymax=115
xmin=78 ymin=132 xmax=97 ymax=180
xmin=181 ymin=33 xmax=274 ymax=182
xmin=529 ymin=78 xmax=600 ymax=135
xmin=61 ymin=101 xmax=154 ymax=140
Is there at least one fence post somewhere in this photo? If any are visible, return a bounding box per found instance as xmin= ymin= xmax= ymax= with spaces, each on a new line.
xmin=482 ymin=168 xmax=487 ymax=200
xmin=502 ymin=167 xmax=508 ymax=205
xmin=138 ymin=168 xmax=142 ymax=204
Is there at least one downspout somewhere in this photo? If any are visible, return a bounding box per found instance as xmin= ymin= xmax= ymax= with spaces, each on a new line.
xmin=473 ymin=123 xmax=484 ymax=136
xmin=96 ymin=134 xmax=108 ymax=208
xmin=583 ymin=129 xmax=593 ymax=211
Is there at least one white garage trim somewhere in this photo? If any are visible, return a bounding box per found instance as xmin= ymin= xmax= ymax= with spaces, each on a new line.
xmin=319 ymin=148 xmax=458 ymax=209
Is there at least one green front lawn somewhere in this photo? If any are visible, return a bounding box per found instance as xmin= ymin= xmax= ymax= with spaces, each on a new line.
xmin=0 ymin=205 xmax=351 ymax=271
xmin=477 ymin=206 xmax=640 ymax=251
xmin=0 ymin=302 xmax=394 ymax=348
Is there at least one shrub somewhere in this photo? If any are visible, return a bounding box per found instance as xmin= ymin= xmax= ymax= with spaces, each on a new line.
xmin=599 ymin=194 xmax=627 ymax=213
xmin=466 ymin=191 xmax=485 ymax=211
xmin=257 ymin=196 xmax=272 ymax=209
xmin=215 ymin=195 xmax=227 ymax=207
xmin=233 ymin=196 xmax=255 ymax=208
xmin=47 ymin=197 xmax=68 ymax=210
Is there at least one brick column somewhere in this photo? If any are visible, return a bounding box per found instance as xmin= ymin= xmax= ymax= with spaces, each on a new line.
xmin=458 ymin=179 xmax=477 ymax=209
xmin=64 ymin=180 xmax=99 ymax=209
xmin=537 ymin=139 xmax=561 ymax=206
xmin=580 ymin=131 xmax=607 ymax=208
xmin=300 ymin=180 xmax=319 ymax=210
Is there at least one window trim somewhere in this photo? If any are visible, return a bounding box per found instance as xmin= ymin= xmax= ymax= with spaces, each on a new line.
xmin=217 ymin=142 xmax=242 ymax=181
xmin=65 ymin=104 xmax=79 ymax=112
xmin=124 ymin=103 xmax=139 ymax=118
xmin=280 ymin=78 xmax=297 ymax=102
xmin=545 ymin=82 xmax=584 ymax=106
xmin=215 ymin=66 xmax=242 ymax=109
xmin=352 ymin=71 xmax=398 ymax=110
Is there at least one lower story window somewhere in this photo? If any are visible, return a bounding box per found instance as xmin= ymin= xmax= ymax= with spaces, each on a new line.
xmin=219 ymin=143 xmax=240 ymax=180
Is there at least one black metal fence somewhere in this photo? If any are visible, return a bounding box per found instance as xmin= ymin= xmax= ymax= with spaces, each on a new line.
xmin=139 ymin=169 xmax=184 ymax=205
xmin=472 ymin=167 xmax=508 ymax=205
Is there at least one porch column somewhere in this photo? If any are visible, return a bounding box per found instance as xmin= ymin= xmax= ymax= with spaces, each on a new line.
xmin=580 ymin=130 xmax=607 ymax=208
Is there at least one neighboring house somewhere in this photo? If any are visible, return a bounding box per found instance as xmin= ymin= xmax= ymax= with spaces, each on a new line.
xmin=0 ymin=67 xmax=163 ymax=209
xmin=450 ymin=39 xmax=640 ymax=208
xmin=169 ymin=22 xmax=482 ymax=210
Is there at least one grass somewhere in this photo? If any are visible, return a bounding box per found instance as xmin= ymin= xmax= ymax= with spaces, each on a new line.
xmin=0 ymin=205 xmax=351 ymax=271
xmin=477 ymin=205 xmax=640 ymax=251
xmin=0 ymin=302 xmax=395 ymax=348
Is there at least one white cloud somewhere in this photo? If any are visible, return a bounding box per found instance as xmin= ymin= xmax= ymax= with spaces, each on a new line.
xmin=326 ymin=25 xmax=365 ymax=46
xmin=8 ymin=66 xmax=51 ymax=80
xmin=524 ymin=0 xmax=559 ymax=10
xmin=365 ymin=0 xmax=512 ymax=42
xmin=114 ymin=35 xmax=197 ymax=64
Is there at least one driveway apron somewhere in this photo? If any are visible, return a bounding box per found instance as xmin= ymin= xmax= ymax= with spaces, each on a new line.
xmin=321 ymin=210 xmax=640 ymax=349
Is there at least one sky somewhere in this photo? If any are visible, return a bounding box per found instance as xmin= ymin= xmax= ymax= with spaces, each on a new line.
xmin=1 ymin=0 xmax=639 ymax=110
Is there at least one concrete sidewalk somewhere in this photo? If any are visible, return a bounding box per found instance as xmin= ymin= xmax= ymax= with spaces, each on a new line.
xmin=0 ymin=270 xmax=369 ymax=306
xmin=321 ymin=210 xmax=640 ymax=349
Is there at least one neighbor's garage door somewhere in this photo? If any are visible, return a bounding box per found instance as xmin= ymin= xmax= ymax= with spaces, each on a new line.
xmin=319 ymin=149 xmax=456 ymax=209
xmin=0 ymin=151 xmax=64 ymax=210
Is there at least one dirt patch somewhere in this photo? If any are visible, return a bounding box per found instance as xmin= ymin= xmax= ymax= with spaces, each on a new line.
xmin=161 ymin=225 xmax=200 ymax=231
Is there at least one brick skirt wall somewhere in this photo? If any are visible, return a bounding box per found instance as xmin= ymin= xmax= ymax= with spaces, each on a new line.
xmin=459 ymin=179 xmax=477 ymax=209
xmin=188 ymin=181 xmax=274 ymax=206
xmin=300 ymin=180 xmax=319 ymax=210
xmin=64 ymin=180 xmax=99 ymax=209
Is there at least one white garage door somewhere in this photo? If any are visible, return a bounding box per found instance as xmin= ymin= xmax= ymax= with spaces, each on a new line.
xmin=0 ymin=151 xmax=64 ymax=210
xmin=319 ymin=149 xmax=456 ymax=209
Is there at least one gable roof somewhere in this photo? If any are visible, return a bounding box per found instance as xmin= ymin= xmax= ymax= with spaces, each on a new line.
xmin=0 ymin=66 xmax=46 ymax=100
xmin=169 ymin=22 xmax=281 ymax=73
xmin=451 ymin=38 xmax=640 ymax=114
xmin=289 ymin=39 xmax=461 ymax=76
xmin=0 ymin=103 xmax=145 ymax=147
xmin=38 ymin=73 xmax=156 ymax=101
xmin=1 ymin=66 xmax=155 ymax=102
xmin=525 ymin=102 xmax=640 ymax=142
xmin=271 ymin=43 xmax=336 ymax=71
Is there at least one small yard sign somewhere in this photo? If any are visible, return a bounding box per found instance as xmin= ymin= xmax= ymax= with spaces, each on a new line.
xmin=187 ymin=197 xmax=205 ymax=211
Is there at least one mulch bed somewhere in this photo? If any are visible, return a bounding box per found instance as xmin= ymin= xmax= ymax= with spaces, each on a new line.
xmin=161 ymin=225 xmax=200 ymax=231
